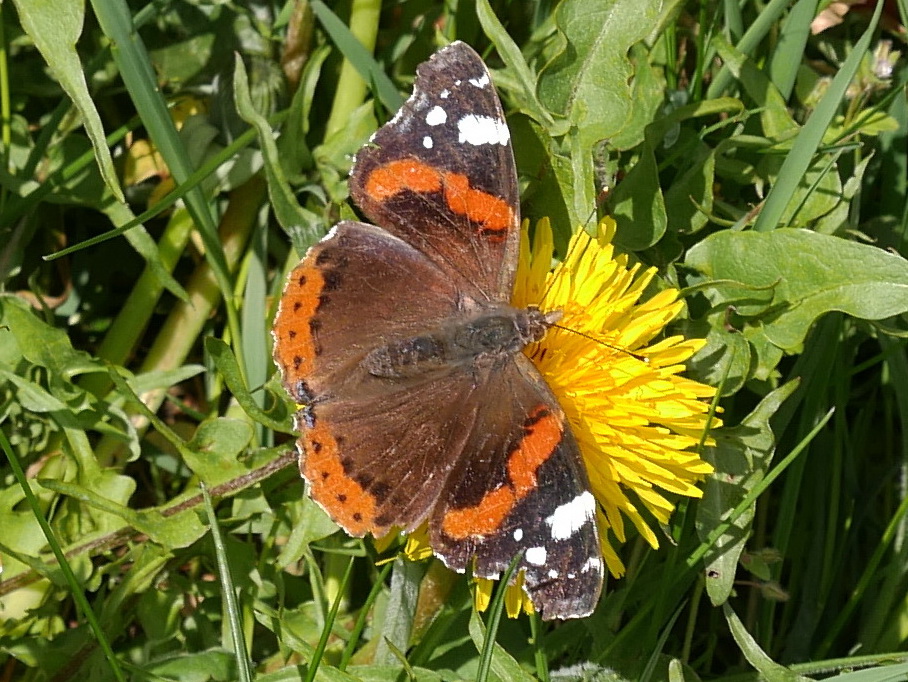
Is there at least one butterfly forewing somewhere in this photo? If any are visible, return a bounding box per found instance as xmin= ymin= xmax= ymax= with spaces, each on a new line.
xmin=349 ymin=42 xmax=520 ymax=302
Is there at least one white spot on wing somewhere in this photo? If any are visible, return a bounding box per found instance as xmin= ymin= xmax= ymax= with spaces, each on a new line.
xmin=457 ymin=114 xmax=510 ymax=146
xmin=545 ymin=491 xmax=596 ymax=540
xmin=547 ymin=569 xmax=559 ymax=579
xmin=426 ymin=106 xmax=447 ymax=126
xmin=469 ymin=73 xmax=490 ymax=88
xmin=440 ymin=89 xmax=450 ymax=99
xmin=582 ymin=557 xmax=603 ymax=574
xmin=526 ymin=547 xmax=547 ymax=565
xmin=513 ymin=528 xmax=523 ymax=541
xmin=422 ymin=136 xmax=433 ymax=149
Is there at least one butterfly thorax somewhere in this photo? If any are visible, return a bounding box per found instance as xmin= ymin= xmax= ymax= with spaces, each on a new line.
xmin=363 ymin=306 xmax=560 ymax=379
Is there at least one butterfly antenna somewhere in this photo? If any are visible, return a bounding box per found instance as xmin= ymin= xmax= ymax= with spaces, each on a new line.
xmin=545 ymin=321 xmax=650 ymax=363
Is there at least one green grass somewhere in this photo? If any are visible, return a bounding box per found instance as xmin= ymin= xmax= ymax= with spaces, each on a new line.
xmin=2 ymin=0 xmax=908 ymax=680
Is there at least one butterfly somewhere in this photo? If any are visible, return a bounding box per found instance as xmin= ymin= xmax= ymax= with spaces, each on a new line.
xmin=273 ymin=41 xmax=603 ymax=620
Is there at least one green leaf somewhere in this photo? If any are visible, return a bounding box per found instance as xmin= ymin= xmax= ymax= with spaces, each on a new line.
xmin=129 ymin=365 xmax=207 ymax=396
xmin=713 ymin=35 xmax=798 ymax=140
xmin=767 ymin=0 xmax=816 ymax=100
xmin=233 ymin=55 xmax=322 ymax=244
xmin=610 ymin=130 xmax=667 ymax=250
xmin=276 ymin=497 xmax=340 ymax=570
xmin=685 ymin=229 xmax=908 ymax=351
xmin=697 ymin=382 xmax=799 ymax=605
xmin=12 ymin=0 xmax=124 ymax=202
xmin=206 ymin=337 xmax=293 ymax=433
xmin=468 ymin=610 xmax=535 ymax=682
xmin=755 ymin=151 xmax=843 ymax=229
xmin=510 ymin=116 xmax=573 ymax=247
xmin=309 ymin=0 xmax=403 ymax=114
xmin=613 ymin=97 xmax=742 ymax=247
xmin=345 ymin=665 xmax=446 ymax=681
xmin=475 ymin=0 xmax=554 ymax=127
xmin=0 ymin=296 xmax=97 ymax=378
xmin=664 ymin=146 xmax=715 ymax=235
xmin=685 ymin=320 xmax=753 ymax=395
xmin=183 ymin=418 xmax=254 ymax=486
xmin=40 ymin=479 xmax=206 ymax=549
xmin=609 ymin=43 xmax=669 ymax=151
xmin=825 ymin=662 xmax=908 ymax=681
xmin=537 ymin=0 xmax=661 ymax=147
xmin=724 ymin=604 xmax=811 ymax=681
xmin=141 ymin=650 xmax=237 ymax=681
xmin=374 ymin=558 xmax=421 ymax=665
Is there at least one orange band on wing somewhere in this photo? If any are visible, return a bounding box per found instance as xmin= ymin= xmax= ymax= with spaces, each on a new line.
xmin=365 ymin=159 xmax=443 ymax=199
xmin=302 ymin=420 xmax=377 ymax=536
xmin=273 ymin=261 xmax=325 ymax=380
xmin=441 ymin=406 xmax=563 ymax=539
xmin=363 ymin=159 xmax=515 ymax=239
xmin=441 ymin=172 xmax=513 ymax=237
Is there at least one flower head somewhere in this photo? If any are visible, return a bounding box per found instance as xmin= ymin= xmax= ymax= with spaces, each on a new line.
xmin=512 ymin=217 xmax=717 ymax=579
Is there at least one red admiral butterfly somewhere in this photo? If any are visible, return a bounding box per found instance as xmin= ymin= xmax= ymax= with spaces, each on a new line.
xmin=273 ymin=42 xmax=603 ymax=620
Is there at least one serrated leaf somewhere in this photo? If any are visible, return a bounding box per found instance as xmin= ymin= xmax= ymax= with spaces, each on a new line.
xmin=685 ymin=229 xmax=908 ymax=351
xmin=538 ymin=0 xmax=661 ymax=147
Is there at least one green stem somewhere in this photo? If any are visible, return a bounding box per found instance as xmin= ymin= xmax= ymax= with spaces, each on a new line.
xmin=324 ymin=0 xmax=381 ymax=138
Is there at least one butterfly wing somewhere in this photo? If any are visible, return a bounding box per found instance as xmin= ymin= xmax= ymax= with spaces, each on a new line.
xmin=429 ymin=355 xmax=604 ymax=620
xmin=273 ymin=221 xmax=462 ymax=402
xmin=274 ymin=220 xmax=480 ymax=535
xmin=349 ymin=41 xmax=520 ymax=302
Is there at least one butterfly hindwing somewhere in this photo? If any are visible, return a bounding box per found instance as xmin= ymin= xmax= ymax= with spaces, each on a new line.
xmin=429 ymin=357 xmax=604 ymax=620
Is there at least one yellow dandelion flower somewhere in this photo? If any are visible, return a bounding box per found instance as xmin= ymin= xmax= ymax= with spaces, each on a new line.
xmin=512 ymin=216 xmax=717 ymax=579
